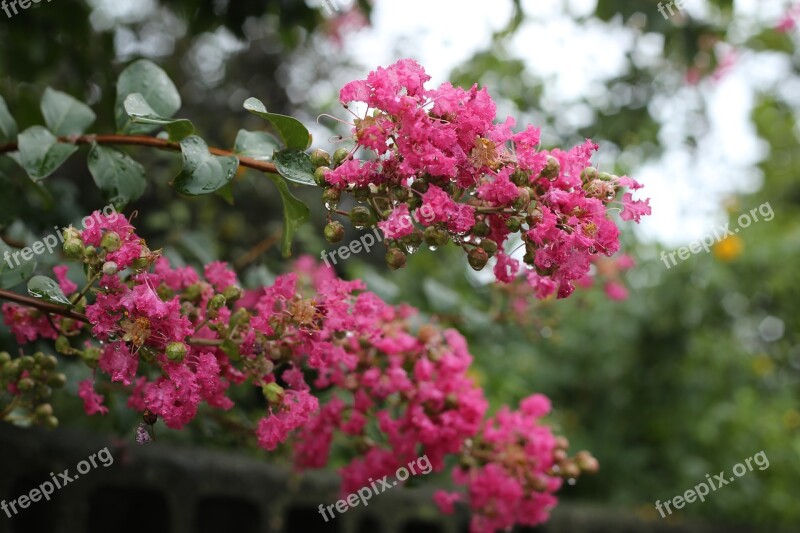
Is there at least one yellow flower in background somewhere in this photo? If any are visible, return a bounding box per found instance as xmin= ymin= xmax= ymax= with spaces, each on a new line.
xmin=713 ymin=235 xmax=743 ymax=261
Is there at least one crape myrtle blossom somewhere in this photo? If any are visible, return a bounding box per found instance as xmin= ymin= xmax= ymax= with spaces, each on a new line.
xmin=315 ymin=59 xmax=651 ymax=299
xmin=2 ymin=214 xmax=598 ymax=533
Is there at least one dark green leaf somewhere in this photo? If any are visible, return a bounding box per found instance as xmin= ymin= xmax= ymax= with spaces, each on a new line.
xmin=40 ymin=87 xmax=96 ymax=136
xmin=17 ymin=126 xmax=79 ymax=181
xmin=0 ymin=241 xmax=36 ymax=290
xmin=273 ymin=149 xmax=316 ymax=186
xmin=172 ymin=136 xmax=239 ymax=195
xmin=233 ymin=129 xmax=280 ymax=160
xmin=221 ymin=339 xmax=241 ymax=360
xmin=115 ymin=59 xmax=182 ymax=134
xmin=27 ymin=275 xmax=72 ymax=307
xmin=266 ymin=173 xmax=310 ymax=257
xmin=87 ymin=144 xmax=147 ymax=208
xmin=124 ymin=93 xmax=194 ymax=141
xmin=0 ymin=96 xmax=18 ymax=143
xmin=243 ymin=97 xmax=311 ymax=150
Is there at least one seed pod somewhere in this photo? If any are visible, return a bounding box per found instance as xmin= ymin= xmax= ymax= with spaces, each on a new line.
xmin=324 ymin=221 xmax=345 ymax=243
xmin=309 ymin=149 xmax=331 ymax=168
xmin=385 ymin=248 xmax=407 ymax=270
xmin=467 ymin=247 xmax=489 ymax=271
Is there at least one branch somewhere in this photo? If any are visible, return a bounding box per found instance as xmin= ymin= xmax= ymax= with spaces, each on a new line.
xmin=0 ymin=134 xmax=279 ymax=175
xmin=0 ymin=289 xmax=89 ymax=323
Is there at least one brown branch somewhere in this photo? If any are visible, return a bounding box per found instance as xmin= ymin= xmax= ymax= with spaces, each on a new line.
xmin=233 ymin=230 xmax=283 ymax=271
xmin=0 ymin=134 xmax=279 ymax=175
xmin=0 ymin=288 xmax=89 ymax=323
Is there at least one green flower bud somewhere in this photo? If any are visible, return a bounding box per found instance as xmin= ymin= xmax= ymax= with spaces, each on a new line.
xmin=19 ymin=355 xmax=35 ymax=370
xmin=580 ymin=167 xmax=599 ymax=183
xmin=310 ymin=149 xmax=331 ymax=169
xmin=598 ymin=171 xmax=614 ymax=181
xmin=262 ymin=382 xmax=285 ymax=404
xmin=333 ymin=148 xmax=350 ymax=168
xmin=471 ymin=220 xmax=490 ymax=237
xmin=467 ymin=247 xmax=489 ymax=271
xmin=349 ymin=205 xmax=372 ymax=228
xmin=511 ymin=168 xmax=530 ymax=186
xmin=41 ymin=354 xmax=58 ymax=371
xmin=82 ymin=347 xmax=101 ymax=368
xmin=208 ymin=294 xmax=227 ymax=318
xmin=47 ymin=373 xmax=67 ymax=388
xmin=17 ymin=377 xmax=35 ymax=391
xmin=540 ymin=155 xmax=561 ymax=180
xmin=102 ymin=261 xmax=118 ymax=276
xmin=385 ymin=248 xmax=407 ymax=270
xmin=0 ymin=352 xmax=10 ymax=366
xmin=63 ymin=241 xmax=84 ymax=260
xmin=222 ymin=286 xmax=244 ymax=303
xmin=322 ymin=187 xmax=341 ymax=206
xmin=480 ymin=238 xmax=498 ymax=256
xmin=35 ymin=403 xmax=53 ymax=419
xmin=324 ymin=221 xmax=345 ymax=243
xmin=100 ymin=231 xmax=122 ymax=252
xmin=314 ymin=166 xmax=331 ymax=187
xmin=166 ymin=342 xmax=188 ymax=362
xmin=43 ymin=415 xmax=59 ymax=429
xmin=83 ymin=245 xmax=98 ymax=259
xmin=423 ymin=226 xmax=449 ymax=248
xmin=400 ymin=230 xmax=423 ymax=251
xmin=55 ymin=336 xmax=71 ymax=355
xmin=505 ymin=217 xmax=523 ymax=232
xmin=183 ymin=283 xmax=203 ymax=302
xmin=512 ymin=187 xmax=531 ymax=211
xmin=62 ymin=227 xmax=81 ymax=242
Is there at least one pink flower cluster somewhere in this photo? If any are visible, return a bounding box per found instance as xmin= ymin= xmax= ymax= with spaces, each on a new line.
xmin=2 ymin=214 xmax=596 ymax=532
xmin=322 ymin=59 xmax=650 ymax=298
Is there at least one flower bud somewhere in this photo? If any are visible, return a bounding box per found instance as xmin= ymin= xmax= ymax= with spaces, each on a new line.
xmin=333 ymin=148 xmax=350 ymax=168
xmin=17 ymin=377 xmax=35 ymax=391
xmin=471 ymin=220 xmax=490 ymax=237
xmin=100 ymin=231 xmax=122 ymax=252
xmin=580 ymin=167 xmax=599 ymax=183
xmin=47 ymin=373 xmax=67 ymax=388
xmin=349 ymin=206 xmax=372 ymax=228
xmin=512 ymin=187 xmax=531 ymax=211
xmin=19 ymin=355 xmax=35 ymax=370
xmin=62 ymin=227 xmax=81 ymax=242
xmin=505 ymin=217 xmax=523 ymax=232
xmin=540 ymin=155 xmax=560 ymax=180
xmin=183 ymin=283 xmax=203 ymax=302
xmin=314 ymin=166 xmax=331 ymax=187
xmin=385 ymin=248 xmax=407 ymax=270
xmin=480 ymin=238 xmax=498 ymax=256
xmin=598 ymin=171 xmax=614 ymax=181
xmin=423 ymin=226 xmax=449 ymax=248
xmin=55 ymin=336 xmax=72 ymax=355
xmin=102 ymin=261 xmax=118 ymax=276
xmin=166 ymin=342 xmax=188 ymax=362
xmin=467 ymin=247 xmax=489 ymax=271
xmin=34 ymin=403 xmax=53 ymax=419
xmin=324 ymin=221 xmax=345 ymax=243
xmin=561 ymin=461 xmax=581 ymax=479
xmin=511 ymin=169 xmax=530 ymax=186
xmin=63 ymin=241 xmax=84 ymax=260
xmin=262 ymin=382 xmax=285 ymax=404
xmin=83 ymin=246 xmax=98 ymax=259
xmin=208 ymin=294 xmax=226 ymax=318
xmin=575 ymin=450 xmax=599 ymax=474
xmin=0 ymin=352 xmax=10 ymax=365
xmin=322 ymin=187 xmax=341 ymax=205
xmin=43 ymin=415 xmax=59 ymax=429
xmin=222 ymin=286 xmax=244 ymax=303
xmin=41 ymin=354 xmax=58 ymax=371
xmin=310 ymin=149 xmax=331 ymax=169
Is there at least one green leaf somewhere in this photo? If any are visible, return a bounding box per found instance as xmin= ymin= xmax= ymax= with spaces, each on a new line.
xmin=172 ymin=136 xmax=239 ymax=195
xmin=233 ymin=129 xmax=280 ymax=160
xmin=123 ymin=93 xmax=194 ymax=141
xmin=0 ymin=241 xmax=36 ymax=290
xmin=87 ymin=144 xmax=147 ymax=208
xmin=243 ymin=97 xmax=311 ymax=150
xmin=273 ymin=149 xmax=316 ymax=186
xmin=17 ymin=126 xmax=79 ymax=181
xmin=220 ymin=339 xmax=241 ymax=360
xmin=266 ymin=173 xmax=310 ymax=258
xmin=40 ymin=87 xmax=96 ymax=136
xmin=27 ymin=275 xmax=72 ymax=307
xmin=115 ymin=59 xmax=182 ymax=134
xmin=0 ymin=96 xmax=18 ymax=143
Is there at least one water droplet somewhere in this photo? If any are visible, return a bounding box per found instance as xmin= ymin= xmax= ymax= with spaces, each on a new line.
xmin=567 ymin=478 xmax=576 ymax=486
xmin=324 ymin=201 xmax=338 ymax=211
xmin=428 ymin=245 xmax=438 ymax=251
xmin=353 ymin=223 xmax=366 ymax=230
xmin=404 ymin=244 xmax=419 ymax=254
xmin=605 ymin=191 xmax=615 ymax=201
